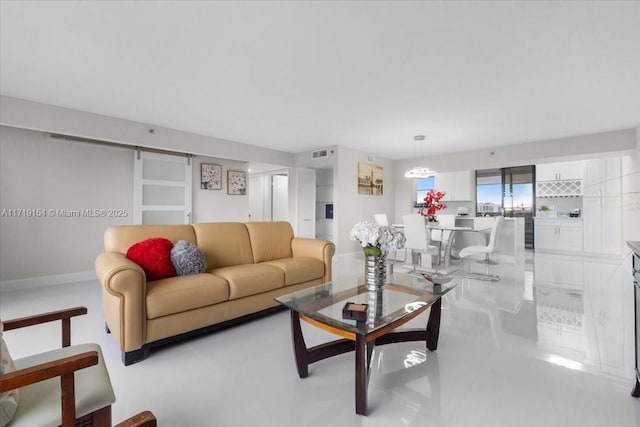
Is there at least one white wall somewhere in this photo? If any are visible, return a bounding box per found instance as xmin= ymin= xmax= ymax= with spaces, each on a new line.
xmin=335 ymin=146 xmax=396 ymax=255
xmin=0 ymin=127 xmax=253 ymax=284
xmin=191 ymin=156 xmax=250 ymax=222
xmin=294 ymin=145 xmax=396 ymax=255
xmin=0 ymin=126 xmax=133 ymax=281
xmin=0 ymin=96 xmax=294 ymax=166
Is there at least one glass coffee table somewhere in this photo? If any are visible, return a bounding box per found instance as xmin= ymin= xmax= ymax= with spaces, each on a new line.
xmin=275 ymin=272 xmax=456 ymax=415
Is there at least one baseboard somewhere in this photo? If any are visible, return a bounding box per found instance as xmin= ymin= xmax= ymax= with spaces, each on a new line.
xmin=0 ymin=270 xmax=96 ymax=292
xmin=334 ymin=251 xmax=362 ymax=261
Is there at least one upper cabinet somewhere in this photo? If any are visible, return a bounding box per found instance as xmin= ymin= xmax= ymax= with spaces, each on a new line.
xmin=435 ymin=170 xmax=473 ymax=201
xmin=536 ymin=161 xmax=585 ymax=197
xmin=583 ymin=158 xmax=621 ymax=197
xmin=536 ymin=161 xmax=585 ymax=182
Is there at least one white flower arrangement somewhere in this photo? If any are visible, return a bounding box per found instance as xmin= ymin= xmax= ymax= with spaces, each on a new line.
xmin=350 ymin=221 xmax=406 ymax=257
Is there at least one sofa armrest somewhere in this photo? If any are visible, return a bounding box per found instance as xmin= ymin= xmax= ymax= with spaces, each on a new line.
xmin=95 ymin=252 xmax=147 ymax=352
xmin=291 ymin=238 xmax=335 ymax=282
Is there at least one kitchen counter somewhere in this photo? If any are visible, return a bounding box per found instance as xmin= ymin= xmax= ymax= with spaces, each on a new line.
xmin=534 ymin=217 xmax=582 ymax=221
xmin=627 ymin=241 xmax=640 ymax=255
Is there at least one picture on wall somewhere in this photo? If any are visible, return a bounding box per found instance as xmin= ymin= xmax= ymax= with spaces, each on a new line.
xmin=357 ymin=162 xmax=383 ymax=195
xmin=227 ymin=170 xmax=247 ymax=195
xmin=200 ymin=163 xmax=222 ymax=190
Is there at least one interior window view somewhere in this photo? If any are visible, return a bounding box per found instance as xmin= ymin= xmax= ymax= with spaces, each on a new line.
xmin=1 ymin=2 xmax=639 ymax=427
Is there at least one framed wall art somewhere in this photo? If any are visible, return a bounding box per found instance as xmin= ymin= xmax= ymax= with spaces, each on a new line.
xmin=357 ymin=162 xmax=383 ymax=195
xmin=200 ymin=163 xmax=222 ymax=190
xmin=227 ymin=170 xmax=247 ymax=195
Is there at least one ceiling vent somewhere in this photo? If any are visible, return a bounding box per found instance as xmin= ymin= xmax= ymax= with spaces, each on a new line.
xmin=311 ymin=149 xmax=329 ymax=159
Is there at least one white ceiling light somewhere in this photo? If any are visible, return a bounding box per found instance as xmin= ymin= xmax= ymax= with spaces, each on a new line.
xmin=404 ymin=135 xmax=437 ymax=178
xmin=405 ymin=166 xmax=437 ymax=178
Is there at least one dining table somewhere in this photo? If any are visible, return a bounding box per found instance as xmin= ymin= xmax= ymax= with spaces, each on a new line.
xmin=392 ymin=222 xmax=492 ymax=273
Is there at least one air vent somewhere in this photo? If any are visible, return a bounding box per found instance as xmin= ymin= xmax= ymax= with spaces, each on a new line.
xmin=311 ymin=149 xmax=329 ymax=159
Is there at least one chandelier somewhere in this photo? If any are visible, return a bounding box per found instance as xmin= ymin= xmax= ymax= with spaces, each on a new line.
xmin=404 ymin=135 xmax=437 ymax=178
xmin=404 ymin=166 xmax=437 ymax=178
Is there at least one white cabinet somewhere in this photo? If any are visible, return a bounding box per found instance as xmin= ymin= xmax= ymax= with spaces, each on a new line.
xmin=534 ymin=219 xmax=583 ymax=253
xmin=582 ymin=157 xmax=621 ymax=256
xmin=534 ymin=255 xmax=584 ymax=286
xmin=583 ymin=158 xmax=621 ymax=197
xmin=583 ymin=262 xmax=626 ymax=376
xmin=536 ymin=161 xmax=584 ymax=182
xmin=535 ymin=286 xmax=587 ymax=359
xmin=582 ymin=197 xmax=621 ymax=256
xmin=435 ymin=170 xmax=472 ymax=201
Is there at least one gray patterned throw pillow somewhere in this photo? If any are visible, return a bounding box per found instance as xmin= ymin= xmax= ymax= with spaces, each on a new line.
xmin=170 ymin=240 xmax=207 ymax=276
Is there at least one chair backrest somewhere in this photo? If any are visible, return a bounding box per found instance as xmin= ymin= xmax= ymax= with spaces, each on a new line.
xmin=431 ymin=214 xmax=456 ymax=241
xmin=402 ymin=214 xmax=430 ymax=251
xmin=486 ymin=216 xmax=504 ymax=252
xmin=373 ymin=214 xmax=389 ymax=226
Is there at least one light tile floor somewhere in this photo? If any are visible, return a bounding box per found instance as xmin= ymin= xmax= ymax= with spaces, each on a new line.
xmin=1 ymin=250 xmax=640 ymax=426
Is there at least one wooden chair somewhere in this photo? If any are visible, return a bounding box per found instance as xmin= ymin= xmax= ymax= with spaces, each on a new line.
xmin=0 ymin=307 xmax=156 ymax=427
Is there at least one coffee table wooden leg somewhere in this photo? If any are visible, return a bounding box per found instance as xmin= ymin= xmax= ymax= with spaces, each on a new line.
xmin=426 ymin=298 xmax=442 ymax=351
xmin=355 ymin=334 xmax=368 ymax=415
xmin=290 ymin=311 xmax=309 ymax=378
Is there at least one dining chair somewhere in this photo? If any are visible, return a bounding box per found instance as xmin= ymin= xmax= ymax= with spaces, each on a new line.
xmin=429 ymin=214 xmax=456 ymax=262
xmin=402 ymin=214 xmax=440 ymax=273
xmin=459 ymin=216 xmax=504 ymax=281
xmin=373 ymin=214 xmax=389 ymax=226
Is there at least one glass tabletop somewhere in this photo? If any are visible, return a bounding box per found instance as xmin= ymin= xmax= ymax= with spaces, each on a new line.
xmin=275 ymin=272 xmax=456 ymax=336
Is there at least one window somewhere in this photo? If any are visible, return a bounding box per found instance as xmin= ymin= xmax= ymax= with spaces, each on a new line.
xmin=476 ymin=169 xmax=502 ymax=216
xmin=415 ymin=176 xmax=434 ymax=206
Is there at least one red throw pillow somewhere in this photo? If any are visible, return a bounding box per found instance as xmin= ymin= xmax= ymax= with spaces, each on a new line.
xmin=125 ymin=238 xmax=175 ymax=281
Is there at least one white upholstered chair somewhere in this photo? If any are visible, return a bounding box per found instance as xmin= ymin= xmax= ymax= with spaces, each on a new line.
xmin=402 ymin=214 xmax=440 ymax=272
xmin=0 ymin=307 xmax=156 ymax=427
xmin=429 ymin=214 xmax=456 ymax=262
xmin=459 ymin=216 xmax=504 ymax=281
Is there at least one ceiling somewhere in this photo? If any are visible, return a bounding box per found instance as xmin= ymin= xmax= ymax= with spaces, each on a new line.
xmin=1 ymin=1 xmax=639 ymax=160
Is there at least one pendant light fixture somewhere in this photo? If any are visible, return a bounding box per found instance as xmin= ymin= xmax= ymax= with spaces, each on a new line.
xmin=404 ymin=135 xmax=437 ymax=178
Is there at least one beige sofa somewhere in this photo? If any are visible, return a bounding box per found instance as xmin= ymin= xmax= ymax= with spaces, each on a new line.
xmin=95 ymin=221 xmax=335 ymax=365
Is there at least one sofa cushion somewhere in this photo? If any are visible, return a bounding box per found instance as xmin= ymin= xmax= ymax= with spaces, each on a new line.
xmin=171 ymin=240 xmax=207 ymax=276
xmin=262 ymin=257 xmax=325 ymax=286
xmin=192 ymin=223 xmax=254 ymax=268
xmin=245 ymin=222 xmax=294 ymax=263
xmin=126 ymin=238 xmax=175 ymax=281
xmin=104 ymin=225 xmax=196 ymax=254
xmin=146 ymin=274 xmax=229 ymax=319
xmin=212 ymin=264 xmax=284 ymax=300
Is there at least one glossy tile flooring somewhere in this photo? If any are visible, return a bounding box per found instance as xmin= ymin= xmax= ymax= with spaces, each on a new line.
xmin=1 ymin=250 xmax=640 ymax=426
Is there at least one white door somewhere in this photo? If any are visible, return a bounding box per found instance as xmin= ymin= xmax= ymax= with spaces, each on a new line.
xmin=271 ymin=174 xmax=289 ymax=221
xmin=296 ymin=168 xmax=316 ymax=238
xmin=248 ymin=174 xmax=265 ymax=221
xmin=133 ymin=151 xmax=192 ymax=224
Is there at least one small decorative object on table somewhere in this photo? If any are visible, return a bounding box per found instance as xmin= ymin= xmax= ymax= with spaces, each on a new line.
xmin=350 ymin=221 xmax=405 ymax=291
xmin=342 ymin=302 xmax=368 ymax=322
xmin=419 ymin=189 xmax=447 ymax=224
xmin=421 ymin=272 xmax=452 ymax=293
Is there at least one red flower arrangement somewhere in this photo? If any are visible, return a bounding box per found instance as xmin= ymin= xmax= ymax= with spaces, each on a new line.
xmin=419 ymin=189 xmax=447 ymax=222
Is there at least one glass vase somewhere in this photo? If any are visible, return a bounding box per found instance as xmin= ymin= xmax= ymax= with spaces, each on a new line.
xmin=364 ymin=255 xmax=387 ymax=291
